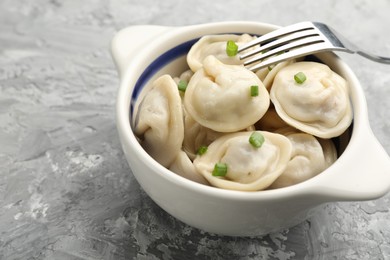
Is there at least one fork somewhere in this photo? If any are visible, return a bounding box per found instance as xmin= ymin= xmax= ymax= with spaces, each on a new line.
xmin=238 ymin=21 xmax=390 ymax=71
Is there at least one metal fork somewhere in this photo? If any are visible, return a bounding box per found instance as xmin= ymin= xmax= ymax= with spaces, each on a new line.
xmin=238 ymin=21 xmax=390 ymax=71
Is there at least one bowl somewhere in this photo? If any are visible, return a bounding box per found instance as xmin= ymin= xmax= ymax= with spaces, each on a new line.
xmin=111 ymin=21 xmax=390 ymax=236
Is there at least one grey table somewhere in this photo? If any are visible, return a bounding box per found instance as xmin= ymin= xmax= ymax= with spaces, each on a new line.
xmin=1 ymin=0 xmax=390 ymax=259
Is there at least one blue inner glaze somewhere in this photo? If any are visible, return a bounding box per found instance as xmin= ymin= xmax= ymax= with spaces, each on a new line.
xmin=130 ymin=38 xmax=199 ymax=115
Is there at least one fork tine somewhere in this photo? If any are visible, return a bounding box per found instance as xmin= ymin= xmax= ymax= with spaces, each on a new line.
xmin=243 ymin=35 xmax=324 ymax=66
xmin=238 ymin=21 xmax=315 ymax=53
xmin=246 ymin=42 xmax=332 ymax=71
xmin=239 ymin=29 xmax=319 ymax=60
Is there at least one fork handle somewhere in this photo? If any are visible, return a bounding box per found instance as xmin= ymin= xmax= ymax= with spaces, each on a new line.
xmin=356 ymin=50 xmax=390 ymax=64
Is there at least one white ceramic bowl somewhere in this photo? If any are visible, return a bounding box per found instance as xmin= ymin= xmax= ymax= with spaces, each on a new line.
xmin=112 ymin=21 xmax=390 ymax=236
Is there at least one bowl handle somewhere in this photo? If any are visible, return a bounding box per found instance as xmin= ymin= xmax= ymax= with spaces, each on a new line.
xmin=111 ymin=25 xmax=171 ymax=78
xmin=311 ymin=124 xmax=390 ymax=202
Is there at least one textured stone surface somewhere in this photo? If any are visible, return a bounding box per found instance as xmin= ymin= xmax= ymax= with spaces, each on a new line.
xmin=1 ymin=0 xmax=390 ymax=259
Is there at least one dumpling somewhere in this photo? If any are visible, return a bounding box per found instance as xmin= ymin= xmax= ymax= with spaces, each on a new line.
xmin=187 ymin=34 xmax=256 ymax=72
xmin=276 ymin=126 xmax=338 ymax=166
xmin=183 ymin=105 xmax=256 ymax=160
xmin=317 ymin=138 xmax=338 ymax=167
xmin=134 ymin=75 xmax=184 ymax=167
xmin=270 ymin=61 xmax=352 ymax=138
xmin=193 ymin=131 xmax=292 ymax=191
xmin=182 ymin=112 xmax=224 ymax=160
xmin=184 ymin=55 xmax=270 ymax=132
xmin=173 ymin=69 xmax=194 ymax=86
xmin=169 ymin=151 xmax=210 ymax=185
xmin=269 ymin=132 xmax=337 ymax=189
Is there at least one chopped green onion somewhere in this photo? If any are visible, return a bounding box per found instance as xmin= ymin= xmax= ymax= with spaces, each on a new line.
xmin=250 ymin=85 xmax=259 ymax=97
xmin=178 ymin=80 xmax=188 ymax=92
xmin=249 ymin=131 xmax=265 ymax=148
xmin=212 ymin=163 xmax=228 ymax=176
xmin=267 ymin=64 xmax=277 ymax=71
xmin=196 ymin=145 xmax=208 ymax=156
xmin=294 ymin=72 xmax=306 ymax=84
xmin=226 ymin=40 xmax=238 ymax=57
